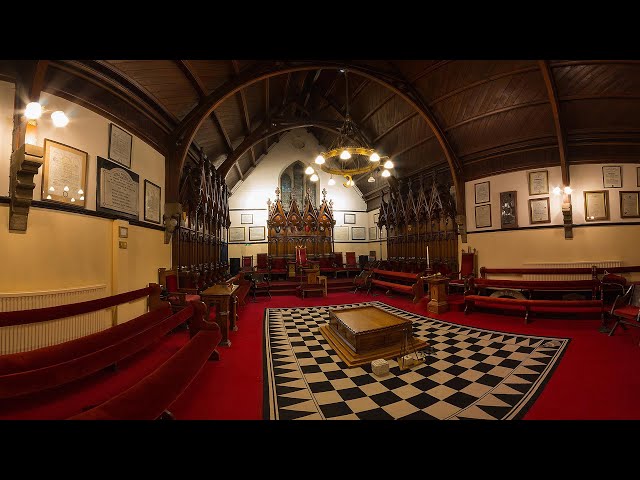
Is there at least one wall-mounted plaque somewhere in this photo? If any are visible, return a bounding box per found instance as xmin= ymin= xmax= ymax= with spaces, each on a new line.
xmin=334 ymin=226 xmax=349 ymax=241
xmin=108 ymin=123 xmax=132 ymax=168
xmin=96 ymin=156 xmax=139 ymax=220
xmin=474 ymin=181 xmax=490 ymax=204
xmin=249 ymin=226 xmax=265 ymax=241
xmin=380 ymin=226 xmax=387 ymax=239
xmin=528 ymin=197 xmax=550 ymax=224
xmin=369 ymin=226 xmax=377 ymax=240
xmin=475 ymin=204 xmax=492 ymax=228
xmin=344 ymin=213 xmax=356 ymax=224
xmin=500 ymin=191 xmax=518 ymax=229
xmin=352 ymin=226 xmax=366 ymax=240
xmin=241 ymin=213 xmax=253 ymax=224
xmin=602 ymin=166 xmax=622 ymax=188
xmin=41 ymin=139 xmax=88 ymax=208
xmin=229 ymin=227 xmax=245 ymax=242
xmin=528 ymin=170 xmax=549 ymax=196
xmin=620 ymin=191 xmax=640 ymax=218
xmin=584 ymin=190 xmax=610 ymax=222
xmin=637 ymin=167 xmax=640 ymax=187
xmin=144 ymin=180 xmax=161 ymax=224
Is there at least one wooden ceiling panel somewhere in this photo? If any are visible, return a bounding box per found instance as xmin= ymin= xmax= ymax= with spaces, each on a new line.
xmin=464 ymin=146 xmax=560 ymax=181
xmin=187 ymin=60 xmax=234 ymax=94
xmin=215 ymin=96 xmax=245 ymax=141
xmin=362 ymin=96 xmax=416 ymax=142
xmin=376 ymin=115 xmax=427 ymax=163
xmin=349 ymin=80 xmax=389 ymax=120
xmin=561 ymin=98 xmax=640 ymax=133
xmin=392 ymin=139 xmax=446 ymax=178
xmin=243 ymin=81 xmax=266 ymax=126
xmin=451 ymin=104 xmax=554 ymax=158
xmin=553 ymin=63 xmax=640 ymax=97
xmin=392 ymin=60 xmax=441 ymax=82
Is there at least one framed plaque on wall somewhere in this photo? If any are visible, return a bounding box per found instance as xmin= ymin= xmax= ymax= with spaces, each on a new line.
xmin=344 ymin=213 xmax=356 ymax=224
xmin=96 ymin=156 xmax=139 ymax=220
xmin=351 ymin=226 xmax=366 ymax=240
xmin=108 ymin=123 xmax=133 ymax=168
xmin=602 ymin=166 xmax=622 ymax=188
xmin=369 ymin=226 xmax=377 ymax=240
xmin=528 ymin=197 xmax=550 ymax=224
xmin=334 ymin=226 xmax=349 ymax=241
xmin=229 ymin=227 xmax=245 ymax=242
xmin=620 ymin=191 xmax=640 ymax=218
xmin=41 ymin=139 xmax=88 ymax=208
xmin=474 ymin=181 xmax=490 ymax=204
xmin=475 ymin=204 xmax=492 ymax=228
xmin=144 ymin=180 xmax=161 ymax=224
xmin=500 ymin=191 xmax=518 ymax=229
xmin=584 ymin=190 xmax=610 ymax=222
xmin=241 ymin=213 xmax=253 ymax=224
xmin=249 ymin=226 xmax=265 ymax=241
xmin=527 ymin=170 xmax=549 ymax=196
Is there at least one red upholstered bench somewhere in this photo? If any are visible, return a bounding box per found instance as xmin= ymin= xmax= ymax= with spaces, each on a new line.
xmin=368 ymin=269 xmax=425 ymax=303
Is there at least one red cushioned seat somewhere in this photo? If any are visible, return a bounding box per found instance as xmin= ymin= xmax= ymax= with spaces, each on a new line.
xmin=612 ymin=305 xmax=640 ymax=320
xmin=372 ymin=279 xmax=412 ymax=294
xmin=185 ymin=294 xmax=200 ymax=303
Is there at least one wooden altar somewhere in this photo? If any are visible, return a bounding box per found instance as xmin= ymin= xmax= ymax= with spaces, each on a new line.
xmin=267 ymin=187 xmax=335 ymax=259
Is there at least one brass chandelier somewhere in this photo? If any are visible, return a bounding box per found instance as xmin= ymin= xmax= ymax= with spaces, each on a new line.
xmin=305 ymin=70 xmax=394 ymax=188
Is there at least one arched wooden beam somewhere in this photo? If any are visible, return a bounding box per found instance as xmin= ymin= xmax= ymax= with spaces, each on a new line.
xmin=169 ymin=61 xmax=464 ymax=207
xmin=218 ymin=117 xmax=344 ymax=179
xmin=539 ymin=60 xmax=569 ymax=185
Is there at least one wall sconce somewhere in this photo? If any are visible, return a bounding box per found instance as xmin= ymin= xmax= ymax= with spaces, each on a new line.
xmin=22 ymin=102 xmax=70 ymax=146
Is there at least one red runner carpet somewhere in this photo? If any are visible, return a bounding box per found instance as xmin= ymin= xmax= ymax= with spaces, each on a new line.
xmin=2 ymin=292 xmax=640 ymax=420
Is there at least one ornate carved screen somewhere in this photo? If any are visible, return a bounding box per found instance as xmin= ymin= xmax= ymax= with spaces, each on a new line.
xmin=267 ymin=187 xmax=335 ymax=258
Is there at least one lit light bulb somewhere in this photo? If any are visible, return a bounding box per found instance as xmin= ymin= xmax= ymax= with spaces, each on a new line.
xmin=63 ymin=186 xmax=70 ymax=192
xmin=71 ymin=197 xmax=76 ymax=202
xmin=51 ymin=111 xmax=69 ymax=127
xmin=369 ymin=152 xmax=380 ymax=162
xmin=368 ymin=175 xmax=375 ymax=183
xmin=328 ymin=177 xmax=336 ymax=186
xmin=25 ymin=102 xmax=42 ymax=120
xmin=346 ymin=179 xmax=354 ymax=187
xmin=552 ymin=186 xmax=562 ymax=195
xmin=310 ymin=173 xmax=319 ymax=182
xmin=49 ymin=186 xmax=55 ymax=192
xmin=78 ymin=189 xmax=84 ymax=195
xmin=564 ymin=186 xmax=572 ymax=195
xmin=383 ymin=160 xmax=394 ymax=169
xmin=305 ymin=165 xmax=314 ymax=175
xmin=80 ymin=196 xmax=85 ymax=201
xmin=381 ymin=169 xmax=391 ymax=178
xmin=314 ymin=155 xmax=325 ymax=165
xmin=340 ymin=149 xmax=351 ymax=160
xmin=46 ymin=194 xmax=52 ymax=200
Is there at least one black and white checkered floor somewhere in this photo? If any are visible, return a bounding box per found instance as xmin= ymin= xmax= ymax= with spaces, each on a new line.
xmin=264 ymin=302 xmax=569 ymax=420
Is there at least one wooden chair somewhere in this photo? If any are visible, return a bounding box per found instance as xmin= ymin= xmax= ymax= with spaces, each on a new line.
xmin=295 ymin=246 xmax=310 ymax=284
xmin=241 ymin=256 xmax=254 ymax=272
xmin=448 ymin=248 xmax=476 ymax=294
xmin=608 ymin=284 xmax=640 ymax=345
xmin=158 ymin=268 xmax=200 ymax=311
xmin=344 ymin=252 xmax=360 ymax=276
xmin=256 ymin=253 xmax=269 ymax=274
xmin=248 ymin=272 xmax=272 ymax=302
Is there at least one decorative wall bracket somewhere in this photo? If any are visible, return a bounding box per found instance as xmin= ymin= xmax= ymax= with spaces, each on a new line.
xmin=562 ymin=199 xmax=573 ymax=239
xmin=9 ymin=143 xmax=44 ymax=232
xmin=163 ymin=202 xmax=182 ymax=244
xmin=456 ymin=214 xmax=468 ymax=243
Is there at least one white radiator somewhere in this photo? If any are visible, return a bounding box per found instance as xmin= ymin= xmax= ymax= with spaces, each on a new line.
xmin=522 ymin=261 xmax=623 ymax=280
xmin=0 ymin=285 xmax=109 ymax=355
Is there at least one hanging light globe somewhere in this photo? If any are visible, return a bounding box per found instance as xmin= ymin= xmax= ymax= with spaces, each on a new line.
xmin=315 ymin=155 xmax=325 ymax=165
xmin=369 ymin=152 xmax=380 ymax=162
xmin=305 ymin=165 xmax=314 ymax=175
xmin=383 ymin=160 xmax=394 ymax=169
xmin=310 ymin=173 xmax=319 ymax=182
xmin=367 ymin=175 xmax=375 ymax=183
xmin=340 ymin=149 xmax=351 ymax=160
xmin=328 ymin=177 xmax=336 ymax=186
xmin=381 ymin=169 xmax=391 ymax=178
xmin=25 ymin=102 xmax=42 ymax=119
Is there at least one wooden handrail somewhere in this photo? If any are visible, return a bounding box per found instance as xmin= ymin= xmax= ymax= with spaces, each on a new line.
xmin=0 ymin=284 xmax=161 ymax=328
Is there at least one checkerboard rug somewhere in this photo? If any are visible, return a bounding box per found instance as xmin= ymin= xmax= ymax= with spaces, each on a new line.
xmin=263 ymin=302 xmax=569 ymax=420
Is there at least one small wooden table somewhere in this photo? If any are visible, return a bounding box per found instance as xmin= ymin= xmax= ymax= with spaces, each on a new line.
xmin=297 ymin=284 xmax=324 ymax=299
xmin=317 ymin=275 xmax=328 ymax=297
xmin=200 ymin=283 xmax=239 ymax=347
xmin=423 ymin=276 xmax=449 ymax=314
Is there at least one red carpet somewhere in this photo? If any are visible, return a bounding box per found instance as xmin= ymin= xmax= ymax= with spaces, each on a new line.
xmin=2 ymin=292 xmax=640 ymax=420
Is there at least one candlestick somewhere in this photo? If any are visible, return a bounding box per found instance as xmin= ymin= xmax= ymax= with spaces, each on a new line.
xmin=426 ymin=246 xmax=430 ymax=267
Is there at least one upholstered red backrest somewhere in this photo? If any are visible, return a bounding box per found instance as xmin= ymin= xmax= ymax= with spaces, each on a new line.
xmin=460 ymin=252 xmax=475 ymax=275
xmin=166 ymin=274 xmax=178 ymax=292
xmin=257 ymin=253 xmax=268 ymax=268
xmin=346 ymin=252 xmax=356 ymax=266
xmin=242 ymin=256 xmax=253 ymax=268
xmin=602 ymin=273 xmax=627 ymax=286
xmin=272 ymin=257 xmax=286 ymax=270
xmin=296 ymin=248 xmax=307 ymax=265
xmin=334 ymin=252 xmax=343 ymax=266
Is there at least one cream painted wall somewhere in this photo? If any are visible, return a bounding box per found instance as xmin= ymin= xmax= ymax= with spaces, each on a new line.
xmin=0 ymin=84 xmax=171 ymax=323
xmin=228 ymin=129 xmax=374 ymax=262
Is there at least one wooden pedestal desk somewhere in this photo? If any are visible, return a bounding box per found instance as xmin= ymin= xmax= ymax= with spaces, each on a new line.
xmin=424 ymin=276 xmax=449 ymax=314
xmin=200 ymin=283 xmax=239 ymax=347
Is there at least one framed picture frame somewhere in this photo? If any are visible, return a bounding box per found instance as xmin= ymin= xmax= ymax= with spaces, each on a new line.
xmin=108 ymin=123 xmax=133 ymax=169
xmin=527 ymin=170 xmax=549 ymax=196
xmin=351 ymin=226 xmax=366 ymax=240
xmin=620 ymin=191 xmax=640 ymax=218
xmin=143 ymin=180 xmax=161 ymax=224
xmin=475 ymin=204 xmax=492 ymax=228
xmin=249 ymin=226 xmax=265 ymax=241
xmin=96 ymin=156 xmax=139 ymax=220
xmin=334 ymin=226 xmax=349 ymax=242
xmin=41 ymin=139 xmax=88 ymax=208
xmin=584 ymin=190 xmax=610 ymax=222
xmin=344 ymin=213 xmax=356 ymax=224
xmin=500 ymin=191 xmax=518 ymax=229
xmin=119 ymin=226 xmax=128 ymax=238
xmin=602 ymin=166 xmax=622 ymax=188
xmin=229 ymin=227 xmax=245 ymax=242
xmin=474 ymin=181 xmax=490 ymax=204
xmin=369 ymin=226 xmax=377 ymax=240
xmin=528 ymin=197 xmax=550 ymax=224
xmin=637 ymin=167 xmax=640 ymax=187
xmin=241 ymin=213 xmax=253 ymax=224
xmin=373 ymin=213 xmax=379 ymax=225
xmin=380 ymin=226 xmax=387 ymax=239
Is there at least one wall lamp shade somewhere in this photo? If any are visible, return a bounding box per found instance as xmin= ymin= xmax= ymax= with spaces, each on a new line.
xmin=51 ymin=111 xmax=69 ymax=127
xmin=25 ymin=102 xmax=42 ymax=120
xmin=305 ymin=165 xmax=314 ymax=175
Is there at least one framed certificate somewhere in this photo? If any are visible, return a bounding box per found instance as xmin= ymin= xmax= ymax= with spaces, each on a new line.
xmin=241 ymin=213 xmax=253 ymax=224
xmin=344 ymin=213 xmax=356 ymax=224
xmin=229 ymin=227 xmax=245 ymax=242
xmin=352 ymin=226 xmax=366 ymax=240
xmin=584 ymin=190 xmax=610 ymax=221
xmin=602 ymin=166 xmax=622 ymax=188
xmin=528 ymin=170 xmax=549 ymax=196
xmin=474 ymin=181 xmax=490 ymax=204
xmin=334 ymin=226 xmax=349 ymax=241
xmin=108 ymin=123 xmax=133 ymax=168
xmin=249 ymin=226 xmax=265 ymax=241
xmin=620 ymin=191 xmax=640 ymax=218
xmin=369 ymin=226 xmax=377 ymax=240
xmin=528 ymin=197 xmax=550 ymax=224
xmin=637 ymin=167 xmax=640 ymax=187
xmin=380 ymin=226 xmax=387 ymax=239
xmin=144 ymin=180 xmax=161 ymax=224
xmin=475 ymin=204 xmax=492 ymax=228
xmin=41 ymin=139 xmax=88 ymax=208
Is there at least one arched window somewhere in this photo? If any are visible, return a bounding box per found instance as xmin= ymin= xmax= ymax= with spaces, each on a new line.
xmin=280 ymin=160 xmax=318 ymax=207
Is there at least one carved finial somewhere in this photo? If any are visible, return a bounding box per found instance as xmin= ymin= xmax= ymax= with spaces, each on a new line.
xmin=322 ymin=188 xmax=327 ymax=200
xmin=267 ymin=198 xmax=271 ymax=208
xmin=275 ymin=187 xmax=280 ymax=199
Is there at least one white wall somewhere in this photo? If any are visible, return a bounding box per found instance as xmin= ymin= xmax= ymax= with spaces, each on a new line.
xmin=228 ymin=129 xmax=374 ymax=260
xmin=0 ymin=81 xmax=14 ymax=196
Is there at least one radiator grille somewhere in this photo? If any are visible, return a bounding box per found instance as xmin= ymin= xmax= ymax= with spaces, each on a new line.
xmin=0 ymin=285 xmax=109 ymax=355
xmin=522 ymin=261 xmax=623 ymax=280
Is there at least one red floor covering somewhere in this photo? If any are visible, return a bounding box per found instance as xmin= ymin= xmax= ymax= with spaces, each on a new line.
xmin=2 ymin=291 xmax=640 ymax=420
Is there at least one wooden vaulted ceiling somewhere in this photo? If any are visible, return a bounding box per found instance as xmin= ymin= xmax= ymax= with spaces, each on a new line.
xmin=3 ymin=59 xmax=640 ymax=206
